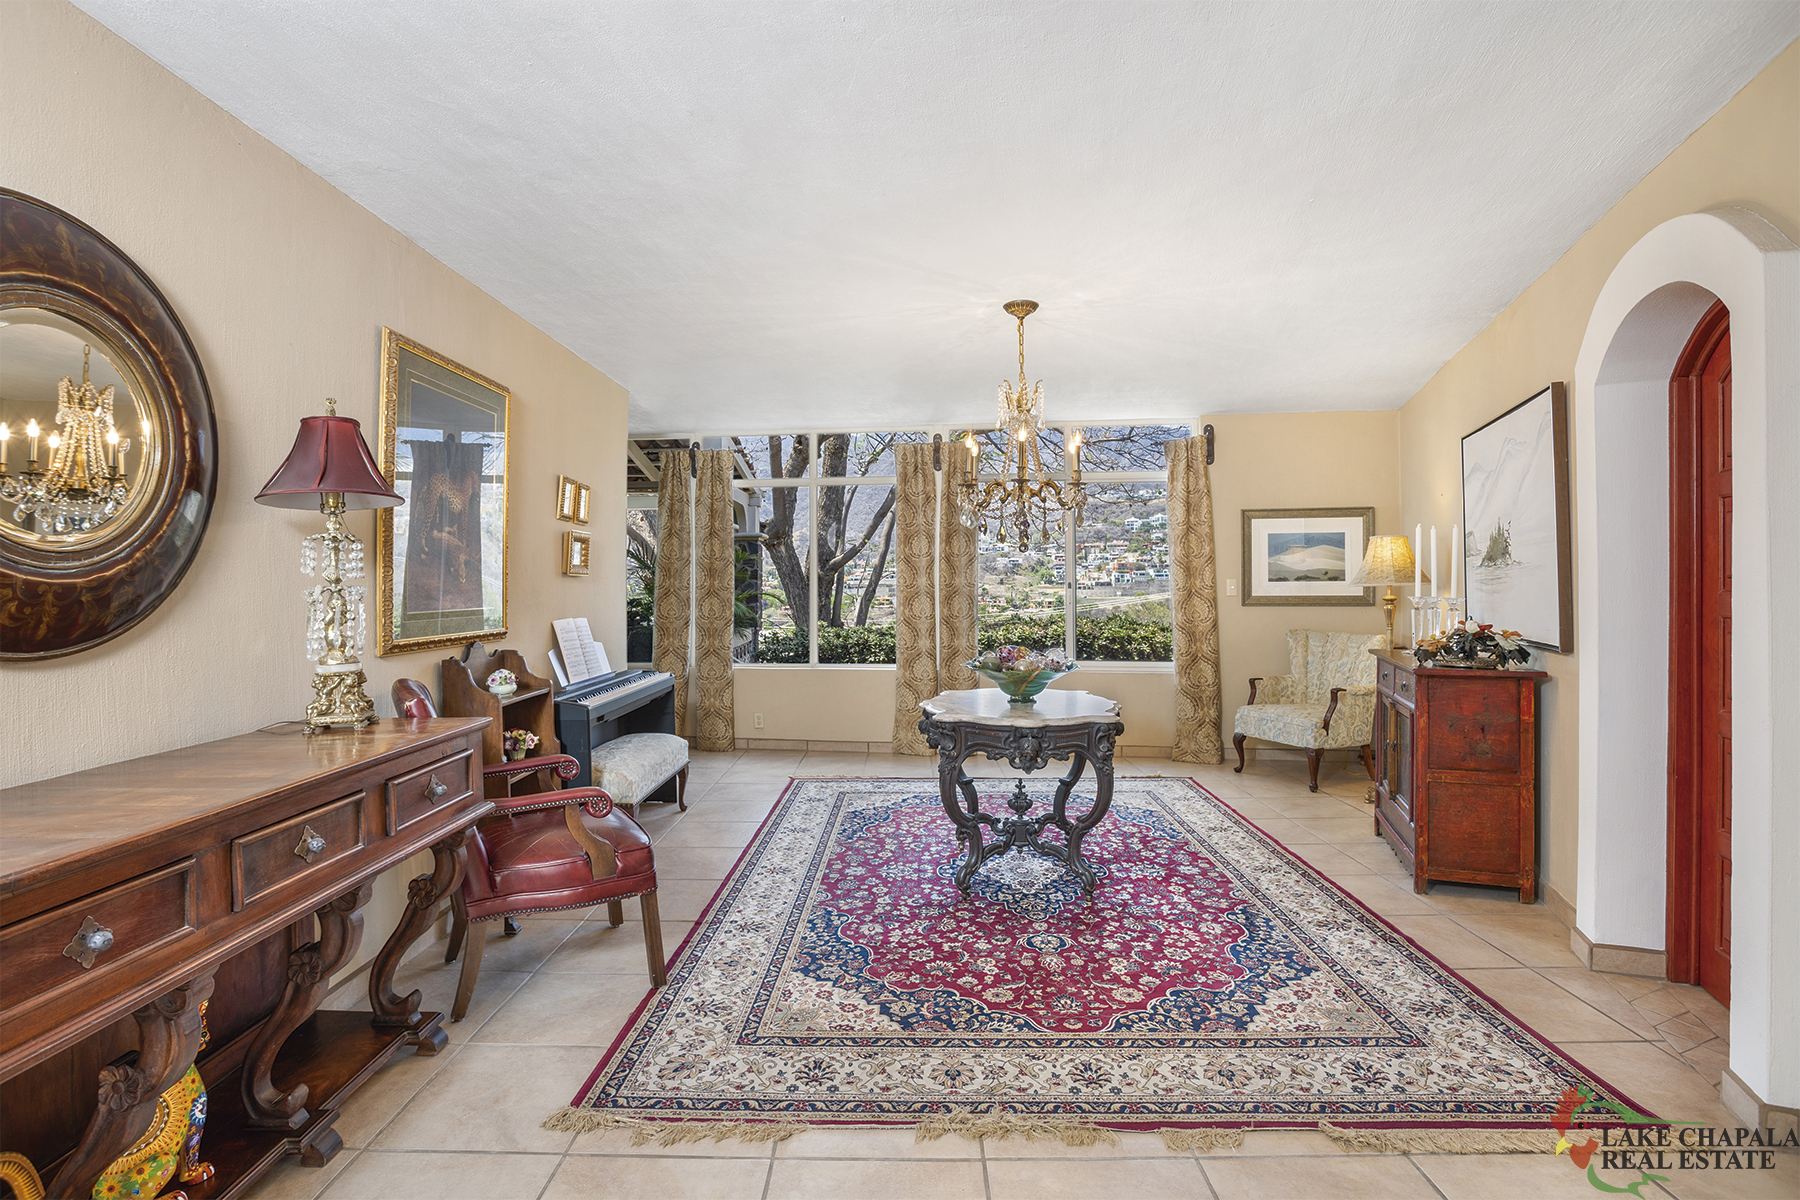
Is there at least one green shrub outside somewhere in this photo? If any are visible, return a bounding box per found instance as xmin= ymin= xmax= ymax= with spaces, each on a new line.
xmin=753 ymin=610 xmax=1172 ymax=664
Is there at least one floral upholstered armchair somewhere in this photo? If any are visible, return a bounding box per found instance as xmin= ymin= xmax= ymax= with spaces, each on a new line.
xmin=1233 ymin=630 xmax=1387 ymax=792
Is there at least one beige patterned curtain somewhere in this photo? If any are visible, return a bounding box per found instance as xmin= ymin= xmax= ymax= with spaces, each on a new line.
xmin=652 ymin=451 xmax=692 ymax=739
xmin=937 ymin=439 xmax=978 ymax=693
xmin=1168 ymin=437 xmax=1223 ymax=763
xmin=692 ymin=450 xmax=738 ymax=752
xmin=890 ymin=442 xmax=940 ymax=754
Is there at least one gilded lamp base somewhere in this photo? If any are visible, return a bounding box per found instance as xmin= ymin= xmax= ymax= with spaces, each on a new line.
xmin=306 ymin=663 xmax=376 ymax=731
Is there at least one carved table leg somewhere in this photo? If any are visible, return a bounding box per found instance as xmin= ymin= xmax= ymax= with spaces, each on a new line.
xmin=242 ymin=882 xmax=371 ymax=1130
xmin=928 ymin=730 xmax=987 ymax=897
xmin=370 ymin=829 xmax=467 ymax=1054
xmin=1048 ymin=753 xmax=1088 ymax=824
xmin=1063 ymin=729 xmax=1120 ymax=895
xmin=47 ymin=972 xmax=215 ymax=1200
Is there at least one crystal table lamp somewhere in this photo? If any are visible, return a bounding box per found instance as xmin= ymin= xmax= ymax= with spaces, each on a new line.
xmin=1348 ymin=535 xmax=1427 ymax=650
xmin=255 ymin=400 xmax=403 ymax=730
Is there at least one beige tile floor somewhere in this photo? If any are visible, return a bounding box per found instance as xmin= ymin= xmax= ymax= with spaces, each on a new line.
xmin=250 ymin=750 xmax=1795 ymax=1200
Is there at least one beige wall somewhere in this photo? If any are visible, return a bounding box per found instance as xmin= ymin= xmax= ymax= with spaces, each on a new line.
xmin=1395 ymin=41 xmax=1799 ymax=906
xmin=1 ymin=2 xmax=629 ymax=972
xmin=733 ymin=409 xmax=1399 ymax=754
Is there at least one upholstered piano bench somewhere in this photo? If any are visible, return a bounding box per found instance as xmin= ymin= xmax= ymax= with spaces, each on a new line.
xmin=591 ymin=733 xmax=690 ymax=815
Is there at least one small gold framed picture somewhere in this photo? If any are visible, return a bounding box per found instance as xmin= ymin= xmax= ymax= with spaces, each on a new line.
xmin=563 ymin=530 xmax=592 ymax=576
xmin=556 ymin=474 xmax=587 ymax=523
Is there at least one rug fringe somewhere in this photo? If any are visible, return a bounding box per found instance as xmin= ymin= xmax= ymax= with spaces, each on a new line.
xmin=913 ymin=1113 xmax=1120 ymax=1146
xmin=1160 ymin=1128 xmax=1246 ymax=1152
xmin=1319 ymin=1122 xmax=1558 ymax=1154
xmin=540 ymin=1108 xmax=805 ymax=1144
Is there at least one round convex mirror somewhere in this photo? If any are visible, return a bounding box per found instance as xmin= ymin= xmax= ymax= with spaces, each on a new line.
xmin=0 ymin=308 xmax=163 ymax=548
xmin=0 ymin=190 xmax=216 ymax=659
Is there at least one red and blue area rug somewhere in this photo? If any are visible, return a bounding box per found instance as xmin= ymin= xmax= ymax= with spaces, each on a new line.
xmin=546 ymin=777 xmax=1654 ymax=1151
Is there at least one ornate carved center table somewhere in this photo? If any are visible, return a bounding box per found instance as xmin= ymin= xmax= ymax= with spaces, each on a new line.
xmin=918 ymin=688 xmax=1125 ymax=896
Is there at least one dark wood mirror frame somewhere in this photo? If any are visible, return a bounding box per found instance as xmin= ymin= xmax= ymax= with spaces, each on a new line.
xmin=0 ymin=189 xmax=218 ymax=659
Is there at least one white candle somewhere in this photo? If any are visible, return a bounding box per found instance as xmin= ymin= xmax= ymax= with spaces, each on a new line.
xmin=1430 ymin=526 xmax=1438 ymax=598
xmin=1451 ymin=523 xmax=1459 ymax=598
xmin=1414 ymin=524 xmax=1422 ymax=590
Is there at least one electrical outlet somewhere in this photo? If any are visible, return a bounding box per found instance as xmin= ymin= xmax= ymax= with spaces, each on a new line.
xmin=754 ymin=712 xmax=764 ymax=729
xmin=1226 ymin=579 xmax=1237 ymax=596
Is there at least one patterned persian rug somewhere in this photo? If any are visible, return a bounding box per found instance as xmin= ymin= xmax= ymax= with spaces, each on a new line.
xmin=546 ymin=777 xmax=1655 ymax=1150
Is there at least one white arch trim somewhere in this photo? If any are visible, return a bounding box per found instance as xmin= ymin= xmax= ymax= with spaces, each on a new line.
xmin=1573 ymin=207 xmax=1799 ymax=1110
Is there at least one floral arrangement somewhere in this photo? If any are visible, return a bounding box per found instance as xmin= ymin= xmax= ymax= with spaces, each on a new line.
xmin=965 ymin=645 xmax=1078 ymax=703
xmin=967 ymin=645 xmax=1074 ymax=674
xmin=502 ymin=728 xmax=539 ymax=760
xmin=1414 ymin=619 xmax=1532 ymax=669
xmin=485 ymin=669 xmax=517 ymax=694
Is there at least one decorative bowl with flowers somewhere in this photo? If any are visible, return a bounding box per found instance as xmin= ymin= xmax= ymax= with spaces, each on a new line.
xmin=1413 ymin=620 xmax=1532 ymax=670
xmin=965 ymin=645 xmax=1078 ymax=704
xmin=486 ymin=669 xmax=518 ymax=696
xmin=502 ymin=728 xmax=540 ymax=761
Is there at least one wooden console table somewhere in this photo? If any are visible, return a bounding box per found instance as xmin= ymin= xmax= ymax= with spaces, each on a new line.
xmin=0 ymin=717 xmax=491 ymax=1198
xmin=1369 ymin=650 xmax=1548 ymax=902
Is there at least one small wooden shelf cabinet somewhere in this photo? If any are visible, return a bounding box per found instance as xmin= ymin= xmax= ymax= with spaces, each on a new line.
xmin=1370 ymin=650 xmax=1549 ymax=903
xmin=440 ymin=643 xmax=561 ymax=800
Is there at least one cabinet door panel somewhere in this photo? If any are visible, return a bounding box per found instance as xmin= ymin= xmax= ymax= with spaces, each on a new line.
xmin=1428 ymin=688 xmax=1521 ymax=772
xmin=1426 ymin=783 xmax=1521 ymax=874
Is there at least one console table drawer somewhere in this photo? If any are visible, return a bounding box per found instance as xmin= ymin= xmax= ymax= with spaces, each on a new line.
xmin=0 ymin=859 xmax=197 ymax=1012
xmin=231 ymin=793 xmax=366 ymax=911
xmin=386 ymin=749 xmax=475 ymax=836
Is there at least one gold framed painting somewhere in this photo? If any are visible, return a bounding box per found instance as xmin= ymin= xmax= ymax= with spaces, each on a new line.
xmin=556 ymin=474 xmax=591 ymax=525
xmin=1240 ymin=506 xmax=1375 ymax=606
xmin=375 ymin=328 xmax=510 ymax=655
xmin=563 ymin=530 xmax=591 ymax=576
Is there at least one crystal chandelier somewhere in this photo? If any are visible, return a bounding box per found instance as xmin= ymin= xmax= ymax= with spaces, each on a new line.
xmin=0 ymin=346 xmax=145 ymax=535
xmin=957 ymin=300 xmax=1087 ymax=549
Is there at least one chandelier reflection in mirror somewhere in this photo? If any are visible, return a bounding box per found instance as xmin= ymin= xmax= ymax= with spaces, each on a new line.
xmin=0 ymin=346 xmax=146 ymax=534
xmin=957 ymin=300 xmax=1088 ymax=549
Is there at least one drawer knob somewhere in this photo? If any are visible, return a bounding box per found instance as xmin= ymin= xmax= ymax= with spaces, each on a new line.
xmin=427 ymin=774 xmax=449 ymax=800
xmin=63 ymin=916 xmax=114 ymax=970
xmin=294 ymin=825 xmax=328 ymax=863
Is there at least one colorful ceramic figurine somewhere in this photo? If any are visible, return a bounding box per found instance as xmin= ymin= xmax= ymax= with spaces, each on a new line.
xmin=91 ymin=1002 xmax=214 ymax=1200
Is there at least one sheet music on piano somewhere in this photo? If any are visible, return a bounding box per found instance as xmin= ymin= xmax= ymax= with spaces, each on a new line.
xmin=552 ymin=617 xmax=612 ymax=688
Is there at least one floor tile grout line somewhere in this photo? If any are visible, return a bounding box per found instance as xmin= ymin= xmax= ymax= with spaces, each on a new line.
xmin=1403 ymin=1151 xmax=1453 ymax=1200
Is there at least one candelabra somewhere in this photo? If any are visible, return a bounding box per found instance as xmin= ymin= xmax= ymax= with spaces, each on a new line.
xmin=955 ymin=300 xmax=1089 ymax=549
xmin=0 ymin=347 xmax=142 ymax=535
xmin=1411 ymin=595 xmax=1467 ymax=645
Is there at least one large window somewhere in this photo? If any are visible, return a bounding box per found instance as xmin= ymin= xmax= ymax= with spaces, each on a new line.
xmin=642 ymin=423 xmax=1189 ymax=666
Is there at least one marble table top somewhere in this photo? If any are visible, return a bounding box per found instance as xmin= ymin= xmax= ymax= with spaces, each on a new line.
xmin=919 ymin=687 xmax=1122 ymax=727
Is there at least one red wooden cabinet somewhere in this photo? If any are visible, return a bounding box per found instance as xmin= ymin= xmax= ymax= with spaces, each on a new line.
xmin=1370 ymin=650 xmax=1548 ymax=903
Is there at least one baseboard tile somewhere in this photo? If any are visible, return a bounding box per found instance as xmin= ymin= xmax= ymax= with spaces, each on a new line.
xmin=1545 ymin=885 xmax=1576 ymax=931
xmin=1570 ymin=924 xmax=1668 ymax=978
xmin=1721 ymin=1068 xmax=1800 ymax=1139
xmin=734 ymin=738 xmax=901 ymax=753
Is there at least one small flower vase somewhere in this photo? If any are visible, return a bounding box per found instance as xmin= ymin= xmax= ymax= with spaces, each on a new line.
xmin=506 ymin=745 xmax=528 ymax=761
xmin=490 ymin=683 xmax=517 ymax=697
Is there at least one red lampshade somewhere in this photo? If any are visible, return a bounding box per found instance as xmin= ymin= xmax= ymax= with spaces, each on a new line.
xmin=255 ymin=414 xmax=403 ymax=510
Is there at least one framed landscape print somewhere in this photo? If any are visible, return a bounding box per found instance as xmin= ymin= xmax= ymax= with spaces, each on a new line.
xmin=1241 ymin=507 xmax=1375 ymax=606
xmin=375 ymin=328 xmax=510 ymax=655
xmin=1461 ymin=382 xmax=1573 ymax=652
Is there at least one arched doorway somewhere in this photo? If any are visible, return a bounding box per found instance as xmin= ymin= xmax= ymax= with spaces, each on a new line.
xmin=1571 ymin=207 xmax=1798 ymax=1121
xmin=1667 ymin=300 xmax=1730 ymax=1006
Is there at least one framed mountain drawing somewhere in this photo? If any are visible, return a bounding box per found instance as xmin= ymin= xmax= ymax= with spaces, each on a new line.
xmin=1240 ymin=507 xmax=1374 ymax=606
xmin=1460 ymin=382 xmax=1573 ymax=652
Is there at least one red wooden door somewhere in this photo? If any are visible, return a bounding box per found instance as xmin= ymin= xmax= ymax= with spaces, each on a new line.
xmin=1668 ymin=301 xmax=1731 ymax=1006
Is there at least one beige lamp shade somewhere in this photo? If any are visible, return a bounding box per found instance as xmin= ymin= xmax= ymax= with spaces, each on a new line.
xmin=1348 ymin=535 xmax=1428 ymax=587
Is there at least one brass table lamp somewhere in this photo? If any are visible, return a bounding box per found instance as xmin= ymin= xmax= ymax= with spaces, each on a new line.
xmin=1349 ymin=535 xmax=1427 ymax=650
xmin=255 ymin=400 xmax=403 ymax=730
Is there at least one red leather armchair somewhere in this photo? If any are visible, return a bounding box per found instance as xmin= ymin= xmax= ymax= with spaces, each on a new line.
xmin=393 ymin=680 xmax=667 ymax=1020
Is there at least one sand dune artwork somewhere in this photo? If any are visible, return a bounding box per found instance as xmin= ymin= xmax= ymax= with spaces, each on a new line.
xmin=1241 ymin=508 xmax=1372 ymax=607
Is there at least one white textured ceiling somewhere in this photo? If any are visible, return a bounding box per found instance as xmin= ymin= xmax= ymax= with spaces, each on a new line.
xmin=73 ymin=1 xmax=1797 ymax=433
